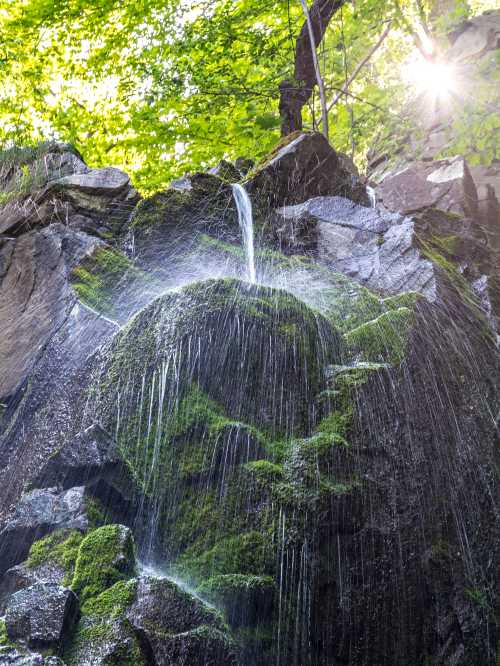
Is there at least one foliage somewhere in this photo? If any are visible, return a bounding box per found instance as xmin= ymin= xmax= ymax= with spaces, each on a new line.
xmin=1 ymin=0 xmax=496 ymax=193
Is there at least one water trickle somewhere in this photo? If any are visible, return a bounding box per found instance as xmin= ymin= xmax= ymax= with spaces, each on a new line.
xmin=366 ymin=185 xmax=377 ymax=208
xmin=232 ymin=183 xmax=256 ymax=284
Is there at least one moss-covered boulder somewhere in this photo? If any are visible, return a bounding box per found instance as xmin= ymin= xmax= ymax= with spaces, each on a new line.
xmin=197 ymin=574 xmax=275 ymax=629
xmin=71 ymin=525 xmax=136 ymax=605
xmin=66 ymin=575 xmax=237 ymax=666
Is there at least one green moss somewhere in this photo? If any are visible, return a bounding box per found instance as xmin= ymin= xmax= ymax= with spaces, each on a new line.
xmin=176 ymin=530 xmax=274 ymax=582
xmin=382 ymin=291 xmax=422 ymax=311
xmin=0 ymin=619 xmax=10 ymax=647
xmin=26 ymin=529 xmax=84 ymax=585
xmin=71 ymin=246 xmax=143 ymax=316
xmin=81 ymin=579 xmax=137 ymax=617
xmin=131 ymin=189 xmax=191 ymax=227
xmin=345 ymin=307 xmax=415 ymax=364
xmin=244 ymin=460 xmax=284 ymax=483
xmin=71 ymin=525 xmax=136 ymax=604
xmin=0 ymin=141 xmax=79 ymax=168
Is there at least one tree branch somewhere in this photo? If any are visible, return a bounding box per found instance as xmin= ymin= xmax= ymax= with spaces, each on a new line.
xmin=323 ymin=21 xmax=392 ymax=117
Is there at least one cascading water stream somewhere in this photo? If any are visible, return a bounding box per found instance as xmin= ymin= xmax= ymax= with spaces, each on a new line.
xmin=366 ymin=185 xmax=377 ymax=208
xmin=232 ymin=183 xmax=256 ymax=284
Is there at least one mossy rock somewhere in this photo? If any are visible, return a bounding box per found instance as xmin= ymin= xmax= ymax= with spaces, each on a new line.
xmin=71 ymin=525 xmax=137 ymax=605
xmin=70 ymin=245 xmax=153 ymax=320
xmin=197 ymin=574 xmax=276 ymax=628
xmin=345 ymin=307 xmax=416 ymax=364
xmin=26 ymin=529 xmax=84 ymax=586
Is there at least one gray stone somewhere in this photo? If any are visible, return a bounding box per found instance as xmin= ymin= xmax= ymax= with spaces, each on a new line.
xmin=0 ymin=224 xmax=100 ymax=400
xmin=246 ymin=131 xmax=369 ymax=208
xmin=376 ymin=157 xmax=478 ymax=218
xmin=277 ymin=196 xmax=437 ymax=298
xmin=5 ymin=582 xmax=78 ymax=648
xmin=31 ymin=424 xmax=133 ymax=496
xmin=0 ymin=487 xmax=88 ymax=575
xmin=0 ymin=647 xmax=45 ymax=664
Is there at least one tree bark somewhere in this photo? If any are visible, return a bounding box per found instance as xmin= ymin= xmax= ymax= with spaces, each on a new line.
xmin=279 ymin=0 xmax=346 ymax=137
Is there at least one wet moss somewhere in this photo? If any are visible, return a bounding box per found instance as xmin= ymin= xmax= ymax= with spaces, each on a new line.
xmin=71 ymin=525 xmax=136 ymax=604
xmin=82 ymin=579 xmax=138 ymax=617
xmin=131 ymin=189 xmax=191 ymax=227
xmin=176 ymin=530 xmax=275 ymax=582
xmin=26 ymin=529 xmax=84 ymax=585
xmin=71 ymin=246 xmax=144 ymax=316
xmin=345 ymin=307 xmax=415 ymax=364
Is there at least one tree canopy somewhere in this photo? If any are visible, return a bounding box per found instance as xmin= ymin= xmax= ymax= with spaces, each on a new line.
xmin=0 ymin=0 xmax=498 ymax=192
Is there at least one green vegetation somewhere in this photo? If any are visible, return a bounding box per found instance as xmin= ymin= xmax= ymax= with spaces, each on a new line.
xmin=71 ymin=246 xmax=145 ymax=316
xmin=71 ymin=525 xmax=137 ymax=605
xmin=345 ymin=307 xmax=415 ymax=364
xmin=26 ymin=529 xmax=84 ymax=585
xmin=82 ymin=579 xmax=138 ymax=618
xmin=1 ymin=0 xmax=496 ymax=192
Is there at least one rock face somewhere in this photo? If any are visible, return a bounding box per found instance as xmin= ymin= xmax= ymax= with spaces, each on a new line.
xmin=375 ymin=156 xmax=478 ymax=218
xmin=5 ymin=583 xmax=78 ymax=648
xmin=246 ymin=131 xmax=369 ymax=208
xmin=0 ymin=132 xmax=499 ymax=666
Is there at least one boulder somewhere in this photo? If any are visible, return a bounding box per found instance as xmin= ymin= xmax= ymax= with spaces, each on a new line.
xmin=0 ymin=647 xmax=45 ymax=664
xmin=126 ymin=576 xmax=237 ymax=666
xmin=375 ymin=156 xmax=478 ymax=218
xmin=277 ymin=196 xmax=437 ymax=298
xmin=30 ymin=424 xmax=135 ymax=499
xmin=0 ymin=487 xmax=89 ymax=576
xmin=246 ymin=131 xmax=368 ymax=208
xmin=5 ymin=583 xmax=78 ymax=648
xmin=0 ymin=565 xmax=40 ymax=615
xmin=197 ymin=574 xmax=275 ymax=628
xmin=71 ymin=524 xmax=136 ymax=604
xmin=0 ymin=144 xmax=138 ymax=238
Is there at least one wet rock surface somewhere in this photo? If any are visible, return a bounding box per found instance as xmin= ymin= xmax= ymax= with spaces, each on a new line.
xmin=5 ymin=583 xmax=78 ymax=648
xmin=0 ymin=132 xmax=499 ymax=666
xmin=0 ymin=488 xmax=89 ymax=576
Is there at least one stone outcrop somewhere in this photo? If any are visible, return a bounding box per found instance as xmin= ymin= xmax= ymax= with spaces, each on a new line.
xmin=246 ymin=131 xmax=369 ymax=208
xmin=0 ymin=487 xmax=89 ymax=576
xmin=5 ymin=583 xmax=79 ymax=648
xmin=0 ymin=128 xmax=499 ymax=666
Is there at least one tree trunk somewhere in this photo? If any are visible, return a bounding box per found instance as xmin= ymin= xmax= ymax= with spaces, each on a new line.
xmin=279 ymin=0 xmax=346 ymax=137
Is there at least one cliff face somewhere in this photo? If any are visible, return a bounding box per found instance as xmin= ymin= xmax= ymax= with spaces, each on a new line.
xmin=0 ymin=122 xmax=498 ymax=662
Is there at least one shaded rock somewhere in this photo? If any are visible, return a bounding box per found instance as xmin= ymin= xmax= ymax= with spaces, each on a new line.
xmin=246 ymin=131 xmax=368 ymax=208
xmin=126 ymin=576 xmax=237 ymax=666
xmin=376 ymin=156 xmax=478 ymax=218
xmin=0 ymin=301 xmax=117 ymax=522
xmin=0 ymin=488 xmax=88 ymax=576
xmin=31 ymin=424 xmax=136 ymax=500
xmin=197 ymin=574 xmax=275 ymax=629
xmin=151 ymin=626 xmax=237 ymax=666
xmin=0 ymin=224 xmax=101 ymax=401
xmin=209 ymin=160 xmax=241 ymax=182
xmin=5 ymin=583 xmax=78 ymax=648
xmin=0 ymin=144 xmax=138 ymax=239
xmin=64 ymin=615 xmax=147 ymax=666
xmin=0 ymin=647 xmax=46 ymax=664
xmin=0 ymin=565 xmax=41 ymax=615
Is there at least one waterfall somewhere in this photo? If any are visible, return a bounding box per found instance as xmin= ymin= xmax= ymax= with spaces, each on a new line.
xmin=232 ymin=183 xmax=256 ymax=284
xmin=366 ymin=185 xmax=377 ymax=208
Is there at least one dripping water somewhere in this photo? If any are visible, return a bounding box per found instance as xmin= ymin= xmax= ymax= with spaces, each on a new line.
xmin=232 ymin=183 xmax=256 ymax=284
xmin=366 ymin=185 xmax=377 ymax=208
